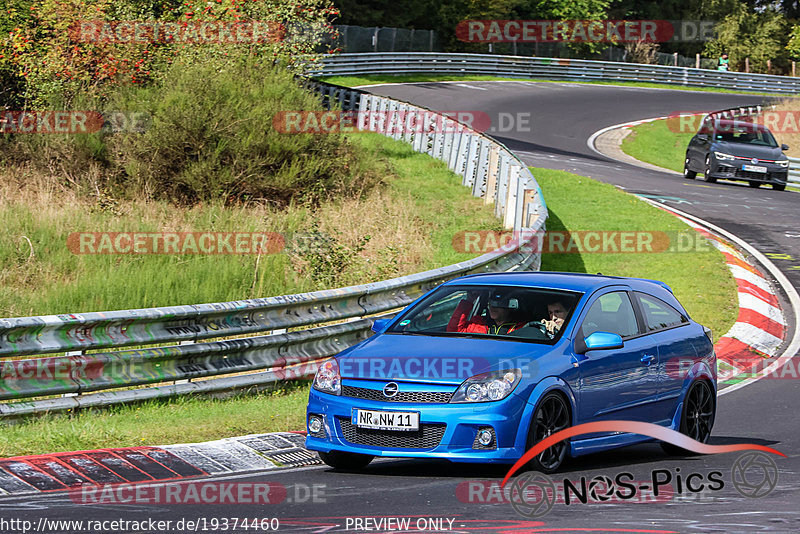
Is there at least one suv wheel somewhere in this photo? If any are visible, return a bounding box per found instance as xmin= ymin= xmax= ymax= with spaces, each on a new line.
xmin=773 ymin=182 xmax=786 ymax=191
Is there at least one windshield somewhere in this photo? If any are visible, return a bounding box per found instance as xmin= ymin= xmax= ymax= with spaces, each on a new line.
xmin=714 ymin=126 xmax=778 ymax=147
xmin=388 ymin=284 xmax=582 ymax=343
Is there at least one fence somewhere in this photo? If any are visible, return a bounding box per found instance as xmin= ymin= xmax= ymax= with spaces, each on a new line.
xmin=313 ymin=52 xmax=800 ymax=95
xmin=0 ymin=79 xmax=547 ymax=418
xmin=332 ymin=26 xmax=441 ymax=53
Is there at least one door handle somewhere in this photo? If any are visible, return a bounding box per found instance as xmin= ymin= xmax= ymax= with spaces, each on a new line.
xmin=640 ymin=354 xmax=656 ymax=366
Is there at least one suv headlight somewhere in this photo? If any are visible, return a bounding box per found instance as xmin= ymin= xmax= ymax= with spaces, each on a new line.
xmin=777 ymin=160 xmax=789 ymax=167
xmin=450 ymin=369 xmax=522 ymax=403
xmin=713 ymin=151 xmax=735 ymax=161
xmin=313 ymin=359 xmax=341 ymax=395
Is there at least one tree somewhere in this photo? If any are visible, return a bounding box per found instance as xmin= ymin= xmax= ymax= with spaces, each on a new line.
xmin=703 ymin=3 xmax=789 ymax=73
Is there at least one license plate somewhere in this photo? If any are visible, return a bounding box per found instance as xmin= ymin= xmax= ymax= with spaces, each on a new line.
xmin=742 ymin=165 xmax=767 ymax=173
xmin=352 ymin=409 xmax=419 ymax=431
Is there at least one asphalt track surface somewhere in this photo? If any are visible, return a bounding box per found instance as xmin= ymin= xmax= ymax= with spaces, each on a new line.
xmin=4 ymin=83 xmax=800 ymax=533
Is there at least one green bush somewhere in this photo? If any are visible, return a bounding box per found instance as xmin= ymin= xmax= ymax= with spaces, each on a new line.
xmin=4 ymin=55 xmax=386 ymax=206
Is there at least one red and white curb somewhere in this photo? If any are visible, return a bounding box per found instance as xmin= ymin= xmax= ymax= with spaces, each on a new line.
xmin=0 ymin=432 xmax=319 ymax=497
xmin=642 ymin=200 xmax=787 ymax=385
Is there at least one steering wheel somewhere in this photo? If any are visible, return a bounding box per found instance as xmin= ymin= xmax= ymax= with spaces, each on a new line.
xmin=527 ymin=321 xmax=549 ymax=336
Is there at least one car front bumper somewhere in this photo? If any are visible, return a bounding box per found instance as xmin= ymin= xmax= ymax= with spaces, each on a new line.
xmin=305 ymin=381 xmax=531 ymax=463
xmin=710 ymin=159 xmax=788 ymax=184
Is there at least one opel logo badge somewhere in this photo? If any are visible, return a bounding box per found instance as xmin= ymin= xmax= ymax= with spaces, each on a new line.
xmin=383 ymin=382 xmax=399 ymax=398
xmin=751 ymin=158 xmax=759 ymax=164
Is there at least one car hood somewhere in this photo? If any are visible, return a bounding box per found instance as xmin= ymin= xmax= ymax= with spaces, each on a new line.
xmin=712 ymin=141 xmax=784 ymax=161
xmin=337 ymin=333 xmax=556 ymax=384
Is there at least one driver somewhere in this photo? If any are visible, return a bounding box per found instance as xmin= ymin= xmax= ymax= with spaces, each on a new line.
xmin=446 ymin=290 xmax=527 ymax=335
xmin=541 ymin=299 xmax=568 ymax=337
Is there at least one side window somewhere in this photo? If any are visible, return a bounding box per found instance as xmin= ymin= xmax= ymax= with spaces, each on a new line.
xmin=635 ymin=292 xmax=687 ymax=332
xmin=581 ymin=291 xmax=639 ymax=339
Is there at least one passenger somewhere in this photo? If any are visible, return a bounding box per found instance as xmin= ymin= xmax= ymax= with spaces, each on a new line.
xmin=447 ymin=290 xmax=527 ymax=335
xmin=542 ymin=299 xmax=568 ymax=337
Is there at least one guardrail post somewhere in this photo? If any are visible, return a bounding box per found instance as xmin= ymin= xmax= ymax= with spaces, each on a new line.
xmin=358 ymin=94 xmax=371 ymax=130
xmin=495 ymin=153 xmax=510 ymax=219
xmin=412 ymin=109 xmax=426 ymax=152
xmin=484 ymin=146 xmax=500 ymax=204
xmin=464 ymin=135 xmax=480 ymax=187
xmin=473 ymin=139 xmax=490 ymax=197
xmin=503 ymin=165 xmax=521 ymax=230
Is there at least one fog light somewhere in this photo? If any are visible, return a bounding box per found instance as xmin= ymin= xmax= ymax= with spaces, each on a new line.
xmin=308 ymin=415 xmax=323 ymax=434
xmin=477 ymin=429 xmax=493 ymax=446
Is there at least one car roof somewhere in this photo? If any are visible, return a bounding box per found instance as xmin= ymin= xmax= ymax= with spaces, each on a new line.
xmin=443 ymin=271 xmax=673 ymax=294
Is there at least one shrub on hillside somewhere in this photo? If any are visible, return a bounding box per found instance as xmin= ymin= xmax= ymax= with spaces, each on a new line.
xmin=3 ymin=55 xmax=385 ymax=206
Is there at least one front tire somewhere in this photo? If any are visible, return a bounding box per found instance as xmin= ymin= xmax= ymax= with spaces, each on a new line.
xmin=683 ymin=156 xmax=696 ymax=179
xmin=703 ymin=156 xmax=717 ymax=183
xmin=773 ymin=182 xmax=786 ymax=191
xmin=318 ymin=450 xmax=374 ymax=470
xmin=661 ymin=379 xmax=715 ymax=456
xmin=525 ymin=392 xmax=571 ymax=473
xmin=749 ymin=181 xmax=761 ymax=188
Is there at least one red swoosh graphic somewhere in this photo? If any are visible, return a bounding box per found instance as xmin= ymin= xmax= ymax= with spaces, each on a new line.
xmin=501 ymin=420 xmax=784 ymax=488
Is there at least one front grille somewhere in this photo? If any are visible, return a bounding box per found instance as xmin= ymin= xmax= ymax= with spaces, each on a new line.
xmin=735 ymin=169 xmax=772 ymax=181
xmin=342 ymin=385 xmax=453 ymax=404
xmin=338 ymin=418 xmax=446 ymax=449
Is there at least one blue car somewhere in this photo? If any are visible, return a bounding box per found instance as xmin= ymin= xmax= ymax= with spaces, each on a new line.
xmin=305 ymin=272 xmax=716 ymax=473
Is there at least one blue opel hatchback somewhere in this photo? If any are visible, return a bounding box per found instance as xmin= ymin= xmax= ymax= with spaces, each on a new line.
xmin=305 ymin=272 xmax=716 ymax=472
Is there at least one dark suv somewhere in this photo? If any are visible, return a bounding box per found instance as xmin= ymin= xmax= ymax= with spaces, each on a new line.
xmin=684 ymin=118 xmax=790 ymax=191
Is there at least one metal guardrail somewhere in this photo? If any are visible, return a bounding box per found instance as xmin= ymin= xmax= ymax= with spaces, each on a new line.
xmin=0 ymin=78 xmax=547 ymax=418
xmin=788 ymin=158 xmax=800 ymax=185
xmin=314 ymin=52 xmax=800 ymax=95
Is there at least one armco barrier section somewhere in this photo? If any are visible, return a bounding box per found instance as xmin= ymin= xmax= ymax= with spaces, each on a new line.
xmin=0 ymin=79 xmax=547 ymax=418
xmin=314 ymin=52 xmax=800 ymax=95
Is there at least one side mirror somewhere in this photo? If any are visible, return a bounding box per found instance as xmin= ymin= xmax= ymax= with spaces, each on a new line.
xmin=582 ymin=331 xmax=624 ymax=352
xmin=781 ymin=143 xmax=789 ymax=151
xmin=371 ymin=317 xmax=392 ymax=333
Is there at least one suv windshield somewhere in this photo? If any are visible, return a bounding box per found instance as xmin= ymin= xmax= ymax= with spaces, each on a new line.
xmin=388 ymin=285 xmax=582 ymax=343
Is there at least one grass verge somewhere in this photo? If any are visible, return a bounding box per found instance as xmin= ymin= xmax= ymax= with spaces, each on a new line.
xmin=319 ymin=74 xmax=776 ymax=95
xmin=0 ymin=133 xmax=501 ymax=317
xmin=621 ymin=119 xmax=693 ymax=173
xmin=0 ymin=168 xmax=739 ymax=456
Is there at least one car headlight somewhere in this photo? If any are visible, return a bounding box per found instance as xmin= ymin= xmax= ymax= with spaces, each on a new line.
xmin=777 ymin=160 xmax=789 ymax=167
xmin=313 ymin=359 xmax=341 ymax=395
xmin=450 ymin=369 xmax=522 ymax=403
xmin=713 ymin=151 xmax=735 ymax=161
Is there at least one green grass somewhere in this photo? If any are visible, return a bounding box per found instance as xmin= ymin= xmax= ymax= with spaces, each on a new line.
xmin=535 ymin=167 xmax=737 ymax=339
xmin=0 ymin=133 xmax=500 ymax=317
xmin=319 ymin=74 xmax=777 ymax=95
xmin=0 ymin=383 xmax=311 ymax=457
xmin=620 ymin=119 xmax=693 ymax=173
xmin=0 ymin=167 xmax=739 ymax=457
